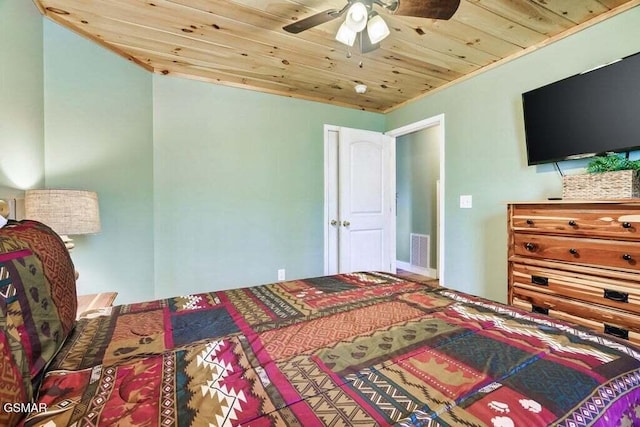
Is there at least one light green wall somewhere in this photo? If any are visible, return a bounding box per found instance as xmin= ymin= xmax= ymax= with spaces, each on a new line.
xmin=0 ymin=0 xmax=44 ymax=194
xmin=153 ymin=76 xmax=383 ymax=298
xmin=11 ymin=7 xmax=381 ymax=304
xmin=396 ymin=140 xmax=411 ymax=262
xmin=396 ymin=128 xmax=439 ymax=267
xmin=43 ymin=20 xmax=154 ymax=303
xmin=386 ymin=5 xmax=640 ymax=303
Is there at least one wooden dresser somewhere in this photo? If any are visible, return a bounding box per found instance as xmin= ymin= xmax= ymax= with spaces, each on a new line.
xmin=507 ymin=200 xmax=640 ymax=345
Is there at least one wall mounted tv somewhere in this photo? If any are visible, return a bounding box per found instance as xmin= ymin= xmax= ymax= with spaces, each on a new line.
xmin=522 ymin=51 xmax=640 ymax=166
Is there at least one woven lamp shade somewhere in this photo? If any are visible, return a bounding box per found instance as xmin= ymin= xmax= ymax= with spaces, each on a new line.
xmin=25 ymin=190 xmax=101 ymax=236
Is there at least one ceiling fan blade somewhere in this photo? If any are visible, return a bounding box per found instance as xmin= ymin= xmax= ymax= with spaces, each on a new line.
xmin=391 ymin=0 xmax=461 ymax=20
xmin=283 ymin=9 xmax=342 ymax=34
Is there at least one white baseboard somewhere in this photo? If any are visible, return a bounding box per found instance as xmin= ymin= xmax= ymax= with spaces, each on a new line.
xmin=396 ymin=260 xmax=437 ymax=278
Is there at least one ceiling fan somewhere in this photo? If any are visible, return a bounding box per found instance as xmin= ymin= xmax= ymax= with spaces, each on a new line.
xmin=283 ymin=0 xmax=461 ymax=53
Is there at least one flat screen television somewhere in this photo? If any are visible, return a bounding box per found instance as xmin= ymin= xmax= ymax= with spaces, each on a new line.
xmin=522 ymin=51 xmax=640 ymax=165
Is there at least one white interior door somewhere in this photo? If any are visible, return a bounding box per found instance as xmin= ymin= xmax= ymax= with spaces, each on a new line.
xmin=324 ymin=126 xmax=395 ymax=274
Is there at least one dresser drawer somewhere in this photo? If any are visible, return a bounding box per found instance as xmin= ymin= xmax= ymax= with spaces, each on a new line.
xmin=512 ymin=287 xmax=640 ymax=334
xmin=510 ymin=262 xmax=640 ymax=314
xmin=511 ymin=204 xmax=640 ymax=240
xmin=512 ymin=297 xmax=640 ymax=346
xmin=513 ymin=233 xmax=640 ymax=271
xmin=512 ymin=287 xmax=640 ymax=341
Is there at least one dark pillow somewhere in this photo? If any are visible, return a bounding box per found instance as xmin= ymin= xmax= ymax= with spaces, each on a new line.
xmin=0 ymin=220 xmax=77 ymax=426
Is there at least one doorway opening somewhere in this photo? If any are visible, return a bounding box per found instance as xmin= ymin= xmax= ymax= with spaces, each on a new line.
xmin=387 ymin=115 xmax=445 ymax=284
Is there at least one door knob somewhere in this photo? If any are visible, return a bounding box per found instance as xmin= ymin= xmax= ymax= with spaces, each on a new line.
xmin=342 ymin=220 xmax=351 ymax=227
xmin=330 ymin=220 xmax=339 ymax=226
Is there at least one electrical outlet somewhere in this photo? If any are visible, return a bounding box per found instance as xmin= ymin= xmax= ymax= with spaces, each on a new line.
xmin=277 ymin=269 xmax=286 ymax=281
xmin=460 ymin=195 xmax=473 ymax=209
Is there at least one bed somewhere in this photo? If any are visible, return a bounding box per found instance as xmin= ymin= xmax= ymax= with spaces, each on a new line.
xmin=2 ymin=220 xmax=639 ymax=426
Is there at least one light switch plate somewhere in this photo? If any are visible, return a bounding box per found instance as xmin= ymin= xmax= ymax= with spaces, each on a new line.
xmin=460 ymin=195 xmax=472 ymax=209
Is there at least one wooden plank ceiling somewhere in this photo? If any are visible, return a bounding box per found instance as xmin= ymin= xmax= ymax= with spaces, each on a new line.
xmin=34 ymin=0 xmax=639 ymax=112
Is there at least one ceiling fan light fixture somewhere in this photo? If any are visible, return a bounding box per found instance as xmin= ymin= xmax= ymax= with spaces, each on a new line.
xmin=344 ymin=2 xmax=368 ymax=32
xmin=367 ymin=13 xmax=390 ymax=44
xmin=336 ymin=22 xmax=357 ymax=46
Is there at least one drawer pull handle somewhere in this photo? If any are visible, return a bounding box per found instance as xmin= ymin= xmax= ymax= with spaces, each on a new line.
xmin=524 ymin=242 xmax=536 ymax=252
xmin=604 ymin=324 xmax=629 ymax=340
xmin=526 ymin=219 xmax=534 ymax=225
xmin=531 ymin=275 xmax=548 ymax=286
xmin=569 ymin=248 xmax=578 ymax=255
xmin=568 ymin=220 xmax=577 ymax=227
xmin=622 ymin=253 xmax=633 ymax=262
xmin=622 ymin=222 xmax=632 ymax=229
xmin=532 ymin=305 xmax=549 ymax=315
xmin=604 ymin=289 xmax=629 ymax=303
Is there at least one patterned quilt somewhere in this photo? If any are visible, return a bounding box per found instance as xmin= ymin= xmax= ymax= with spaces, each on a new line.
xmin=23 ymin=272 xmax=640 ymax=426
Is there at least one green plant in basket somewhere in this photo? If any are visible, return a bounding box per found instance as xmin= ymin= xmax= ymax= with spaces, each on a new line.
xmin=586 ymin=153 xmax=640 ymax=173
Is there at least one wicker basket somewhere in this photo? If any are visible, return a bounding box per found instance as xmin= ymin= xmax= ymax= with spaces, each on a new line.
xmin=563 ymin=169 xmax=640 ymax=200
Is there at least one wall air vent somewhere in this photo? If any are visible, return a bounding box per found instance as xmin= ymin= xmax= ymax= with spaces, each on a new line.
xmin=410 ymin=233 xmax=430 ymax=269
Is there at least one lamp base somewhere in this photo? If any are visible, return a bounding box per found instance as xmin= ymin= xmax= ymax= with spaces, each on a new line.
xmin=59 ymin=235 xmax=80 ymax=279
xmin=60 ymin=235 xmax=75 ymax=251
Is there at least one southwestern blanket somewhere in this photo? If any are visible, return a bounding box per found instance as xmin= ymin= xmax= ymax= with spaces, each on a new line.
xmin=23 ymin=272 xmax=640 ymax=426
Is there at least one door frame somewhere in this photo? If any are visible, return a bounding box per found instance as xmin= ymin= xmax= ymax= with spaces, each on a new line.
xmin=386 ymin=114 xmax=446 ymax=285
xmin=323 ymin=115 xmax=445 ymax=284
xmin=324 ymin=125 xmax=339 ymax=275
